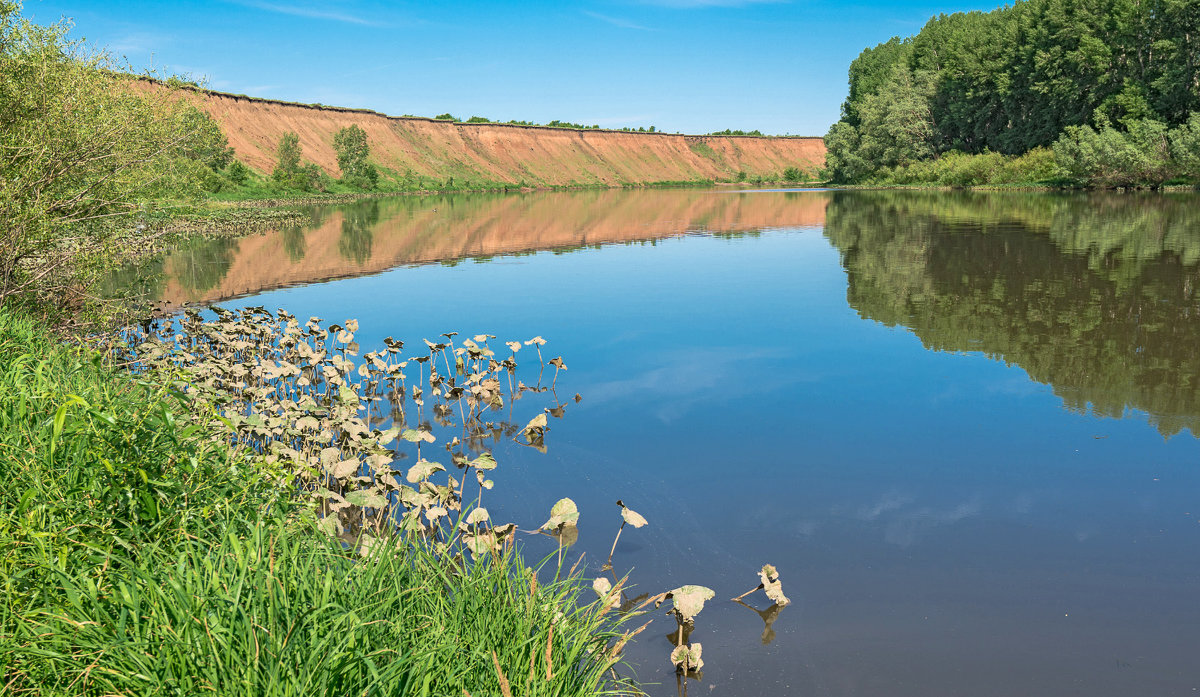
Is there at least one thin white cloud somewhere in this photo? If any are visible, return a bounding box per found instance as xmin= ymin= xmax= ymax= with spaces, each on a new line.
xmin=582 ymin=10 xmax=652 ymax=30
xmin=235 ymin=0 xmax=377 ymax=26
xmin=109 ymin=31 xmax=168 ymax=54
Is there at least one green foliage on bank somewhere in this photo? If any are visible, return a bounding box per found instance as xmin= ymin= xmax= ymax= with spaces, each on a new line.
xmin=0 ymin=1 xmax=235 ymax=311
xmin=825 ymin=0 xmax=1200 ymax=187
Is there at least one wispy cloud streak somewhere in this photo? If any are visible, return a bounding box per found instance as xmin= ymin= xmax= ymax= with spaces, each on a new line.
xmin=235 ymin=1 xmax=377 ymax=26
xmin=582 ymin=10 xmax=652 ymax=30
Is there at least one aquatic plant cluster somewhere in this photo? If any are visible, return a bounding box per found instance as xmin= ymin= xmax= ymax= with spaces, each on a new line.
xmin=113 ymin=306 xmax=794 ymax=680
xmin=120 ymin=307 xmax=576 ymax=552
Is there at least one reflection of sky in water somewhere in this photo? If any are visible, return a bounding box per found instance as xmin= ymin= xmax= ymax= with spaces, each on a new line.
xmin=224 ymin=199 xmax=1200 ymax=697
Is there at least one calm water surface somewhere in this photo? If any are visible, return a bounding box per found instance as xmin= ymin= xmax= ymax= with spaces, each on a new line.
xmin=117 ymin=188 xmax=1200 ymax=696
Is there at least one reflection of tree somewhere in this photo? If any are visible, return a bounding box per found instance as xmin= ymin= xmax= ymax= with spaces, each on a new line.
xmin=98 ymin=257 xmax=165 ymax=305
xmin=338 ymin=200 xmax=379 ymax=265
xmin=173 ymin=237 xmax=237 ymax=294
xmin=282 ymin=225 xmax=307 ymax=262
xmin=825 ymin=191 xmax=1200 ymax=437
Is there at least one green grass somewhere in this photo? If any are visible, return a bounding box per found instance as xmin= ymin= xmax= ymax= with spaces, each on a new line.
xmin=0 ymin=309 xmax=637 ymax=697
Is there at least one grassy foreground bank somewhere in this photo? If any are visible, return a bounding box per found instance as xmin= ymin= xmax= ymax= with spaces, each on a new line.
xmin=0 ymin=308 xmax=633 ymax=696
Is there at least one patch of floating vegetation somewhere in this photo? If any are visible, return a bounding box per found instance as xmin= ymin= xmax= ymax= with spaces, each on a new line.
xmin=110 ymin=305 xmax=793 ymax=679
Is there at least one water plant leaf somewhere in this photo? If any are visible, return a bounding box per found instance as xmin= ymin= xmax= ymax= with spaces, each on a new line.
xmin=402 ymin=428 xmax=436 ymax=443
xmin=316 ymin=515 xmax=340 ymax=536
xmin=759 ymin=564 xmax=791 ymax=606
xmin=345 ymin=490 xmax=389 ymax=508
xmin=523 ymin=413 xmax=547 ymax=442
xmin=466 ymin=507 xmax=490 ymax=525
xmin=555 ymin=524 xmax=579 ymax=549
xmin=670 ymin=643 xmax=704 ymax=673
xmin=462 ymin=531 xmax=497 ymax=557
xmin=327 ymin=457 xmax=360 ymax=479
xmin=667 ymin=586 xmax=715 ymax=623
xmin=619 ymin=504 xmax=648 ymax=528
xmin=593 ymin=577 xmax=620 ymax=608
xmin=525 ymin=336 xmax=546 ymax=346
xmin=406 ymin=460 xmax=445 ymax=483
xmin=542 ymin=497 xmax=579 ymax=530
xmin=471 ymin=452 xmax=498 ymax=471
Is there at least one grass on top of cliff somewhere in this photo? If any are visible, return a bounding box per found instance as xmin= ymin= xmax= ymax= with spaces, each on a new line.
xmin=0 ymin=308 xmax=635 ymax=697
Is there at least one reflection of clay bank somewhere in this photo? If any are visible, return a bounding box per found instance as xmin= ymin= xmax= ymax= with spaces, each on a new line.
xmin=160 ymin=189 xmax=829 ymax=305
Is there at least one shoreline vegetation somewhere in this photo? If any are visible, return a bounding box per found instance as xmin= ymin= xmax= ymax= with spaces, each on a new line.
xmin=0 ymin=308 xmax=643 ymax=696
xmin=823 ymin=0 xmax=1200 ymax=189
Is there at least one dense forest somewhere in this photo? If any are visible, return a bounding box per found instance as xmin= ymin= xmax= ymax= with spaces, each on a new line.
xmin=825 ymin=0 xmax=1200 ymax=187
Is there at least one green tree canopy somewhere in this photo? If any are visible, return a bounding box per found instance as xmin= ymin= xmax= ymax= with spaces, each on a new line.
xmin=825 ymin=0 xmax=1200 ymax=184
xmin=332 ymin=124 xmax=378 ymax=190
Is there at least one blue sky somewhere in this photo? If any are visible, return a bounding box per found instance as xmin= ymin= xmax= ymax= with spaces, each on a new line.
xmin=24 ymin=0 xmax=1001 ymax=136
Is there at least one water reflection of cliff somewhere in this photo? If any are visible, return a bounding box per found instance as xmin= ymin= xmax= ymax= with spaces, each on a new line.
xmin=825 ymin=190 xmax=1200 ymax=437
xmin=137 ymin=188 xmax=828 ymax=306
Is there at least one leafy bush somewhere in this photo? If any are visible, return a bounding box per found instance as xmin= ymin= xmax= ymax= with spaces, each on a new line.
xmin=227 ymin=159 xmax=251 ymax=185
xmin=0 ymin=1 xmax=231 ymax=309
xmin=1053 ymin=118 xmax=1176 ymax=187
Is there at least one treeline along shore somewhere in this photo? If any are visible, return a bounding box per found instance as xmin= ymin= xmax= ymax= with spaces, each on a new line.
xmin=825 ymin=0 xmax=1200 ymax=188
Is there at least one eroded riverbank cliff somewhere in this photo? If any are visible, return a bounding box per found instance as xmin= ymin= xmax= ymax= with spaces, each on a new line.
xmin=194 ymin=89 xmax=825 ymax=186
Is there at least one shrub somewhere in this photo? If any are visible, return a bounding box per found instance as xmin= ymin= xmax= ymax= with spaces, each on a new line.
xmin=0 ymin=1 xmax=231 ymax=309
xmin=1053 ymin=118 xmax=1177 ymax=187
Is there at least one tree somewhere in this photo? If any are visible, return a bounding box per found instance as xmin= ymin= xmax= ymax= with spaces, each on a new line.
xmin=0 ymin=1 xmax=230 ymax=308
xmin=270 ymin=132 xmax=327 ymax=192
xmin=823 ymin=121 xmax=869 ymax=183
xmin=332 ymin=125 xmax=377 ymax=189
xmin=273 ymin=132 xmax=302 ymax=182
xmin=854 ymin=64 xmax=936 ymax=170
